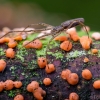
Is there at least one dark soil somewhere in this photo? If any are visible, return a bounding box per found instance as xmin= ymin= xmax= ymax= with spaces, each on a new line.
xmin=0 ymin=42 xmax=100 ymax=100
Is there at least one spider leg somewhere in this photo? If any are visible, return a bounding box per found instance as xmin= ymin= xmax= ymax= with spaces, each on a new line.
xmin=24 ymin=23 xmax=54 ymax=28
xmin=19 ymin=23 xmax=54 ymax=35
xmin=23 ymin=32 xmax=54 ymax=47
xmin=0 ymin=23 xmax=53 ymax=39
xmin=66 ymin=20 xmax=89 ymax=38
xmin=0 ymin=27 xmax=52 ymax=39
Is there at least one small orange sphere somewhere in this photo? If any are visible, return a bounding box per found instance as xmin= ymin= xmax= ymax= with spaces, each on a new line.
xmin=14 ymin=94 xmax=24 ymax=100
xmin=33 ymin=87 xmax=46 ymax=100
xmin=60 ymin=41 xmax=72 ymax=51
xmin=4 ymin=80 xmax=14 ymax=90
xmin=31 ymin=81 xmax=39 ymax=88
xmin=14 ymin=35 xmax=23 ymax=41
xmin=0 ymin=59 xmax=6 ymax=72
xmin=69 ymin=92 xmax=79 ymax=100
xmin=54 ymin=36 xmax=68 ymax=42
xmin=0 ymin=81 xmax=4 ymax=92
xmin=70 ymin=34 xmax=79 ymax=42
xmin=0 ymin=38 xmax=5 ymax=44
xmin=37 ymin=57 xmax=47 ymax=68
xmin=27 ymin=81 xmax=39 ymax=92
xmin=67 ymin=28 xmax=79 ymax=42
xmin=91 ymin=49 xmax=98 ymax=54
xmin=43 ymin=78 xmax=52 ymax=86
xmin=82 ymin=69 xmax=92 ymax=80
xmin=93 ymin=80 xmax=100 ymax=89
xmin=45 ymin=64 xmax=55 ymax=74
xmin=61 ymin=69 xmax=71 ymax=80
xmin=33 ymin=39 xmax=42 ymax=49
xmin=33 ymin=91 xmax=43 ymax=100
xmin=27 ymin=83 xmax=34 ymax=92
xmin=8 ymin=39 xmax=17 ymax=48
xmin=13 ymin=81 xmax=22 ymax=88
xmin=3 ymin=37 xmax=10 ymax=42
xmin=79 ymin=36 xmax=92 ymax=50
xmin=23 ymin=40 xmax=32 ymax=48
xmin=67 ymin=73 xmax=79 ymax=85
xmin=83 ymin=57 xmax=89 ymax=63
xmin=33 ymin=87 xmax=46 ymax=95
xmin=6 ymin=48 xmax=15 ymax=58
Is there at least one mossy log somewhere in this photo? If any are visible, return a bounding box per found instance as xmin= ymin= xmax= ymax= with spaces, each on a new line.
xmin=0 ymin=40 xmax=100 ymax=100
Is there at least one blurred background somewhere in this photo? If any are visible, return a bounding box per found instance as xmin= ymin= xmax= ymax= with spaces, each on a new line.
xmin=0 ymin=0 xmax=100 ymax=31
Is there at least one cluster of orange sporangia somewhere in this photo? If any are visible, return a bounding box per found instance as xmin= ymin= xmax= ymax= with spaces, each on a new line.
xmin=37 ymin=57 xmax=55 ymax=74
xmin=26 ymin=79 xmax=52 ymax=100
xmin=61 ymin=69 xmax=79 ymax=85
xmin=61 ymin=68 xmax=93 ymax=83
xmin=27 ymin=81 xmax=46 ymax=100
xmin=0 ymin=37 xmax=21 ymax=48
xmin=82 ymin=69 xmax=100 ymax=89
xmin=0 ymin=57 xmax=23 ymax=99
xmin=37 ymin=56 xmax=96 ymax=100
xmin=61 ymin=68 xmax=100 ymax=100
xmin=54 ymin=27 xmax=92 ymax=51
xmin=0 ymin=79 xmax=51 ymax=100
xmin=0 ymin=30 xmax=42 ymax=49
xmin=0 ymin=80 xmax=22 ymax=92
xmin=60 ymin=69 xmax=80 ymax=100
xmin=0 ymin=59 xmax=24 ymax=100
xmin=0 ymin=38 xmax=42 ymax=61
xmin=54 ymin=27 xmax=99 ymax=54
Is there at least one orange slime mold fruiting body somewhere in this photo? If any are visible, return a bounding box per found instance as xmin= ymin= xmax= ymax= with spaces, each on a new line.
xmin=60 ymin=41 xmax=72 ymax=51
xmin=0 ymin=59 xmax=6 ymax=72
xmin=82 ymin=69 xmax=92 ymax=80
xmin=37 ymin=57 xmax=47 ymax=68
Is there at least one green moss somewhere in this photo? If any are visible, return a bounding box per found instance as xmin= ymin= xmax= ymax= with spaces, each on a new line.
xmin=32 ymin=72 xmax=39 ymax=76
xmin=36 ymin=46 xmax=47 ymax=57
xmin=10 ymin=66 xmax=16 ymax=71
xmin=67 ymin=50 xmax=86 ymax=58
xmin=97 ymin=50 xmax=100 ymax=57
xmin=0 ymin=48 xmax=5 ymax=56
xmin=47 ymin=51 xmax=64 ymax=59
xmin=8 ymin=90 xmax=16 ymax=97
xmin=87 ymin=50 xmax=91 ymax=55
xmin=15 ymin=48 xmax=27 ymax=62
xmin=16 ymin=54 xmax=24 ymax=62
xmin=78 ymin=31 xmax=94 ymax=37
xmin=49 ymin=40 xmax=60 ymax=49
xmin=10 ymin=66 xmax=17 ymax=77
xmin=27 ymin=60 xmax=38 ymax=70
xmin=36 ymin=38 xmax=60 ymax=57
xmin=27 ymin=33 xmax=38 ymax=40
